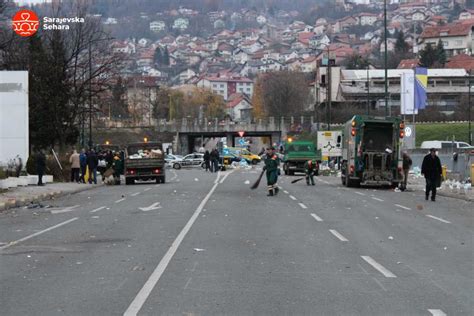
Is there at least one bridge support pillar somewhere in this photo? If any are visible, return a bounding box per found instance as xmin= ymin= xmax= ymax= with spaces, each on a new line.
xmin=177 ymin=133 xmax=189 ymax=155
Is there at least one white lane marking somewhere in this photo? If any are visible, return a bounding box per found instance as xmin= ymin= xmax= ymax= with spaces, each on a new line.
xmin=372 ymin=277 xmax=388 ymax=292
xmin=124 ymin=173 xmax=221 ymax=316
xmin=355 ymin=192 xmax=366 ymax=196
xmin=50 ymin=205 xmax=80 ymax=214
xmin=361 ymin=256 xmax=397 ymax=278
xmin=298 ymin=203 xmax=307 ymax=209
xmin=213 ymin=171 xmax=222 ymax=184
xmin=0 ymin=217 xmax=79 ymax=251
xmin=131 ymin=192 xmax=141 ymax=197
xmin=143 ymin=188 xmax=152 ymax=192
xmin=310 ymin=213 xmax=323 ymax=222
xmin=371 ymin=197 xmax=384 ymax=202
xmin=283 ymin=190 xmax=289 ymax=194
xmin=219 ymin=170 xmax=235 ymax=184
xmin=115 ymin=198 xmax=126 ymax=204
xmin=329 ymin=229 xmax=348 ymax=242
xmin=426 ymin=215 xmax=451 ymax=224
xmin=289 ymin=195 xmax=297 ymax=201
xmin=139 ymin=202 xmax=162 ymax=212
xmin=90 ymin=206 xmax=106 ymax=213
xmin=395 ymin=204 xmax=411 ymax=210
xmin=428 ymin=309 xmax=447 ymax=316
xmin=184 ymin=277 xmax=192 ymax=290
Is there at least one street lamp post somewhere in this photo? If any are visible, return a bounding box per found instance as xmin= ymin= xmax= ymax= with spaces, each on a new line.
xmin=88 ymin=43 xmax=93 ymax=148
xmin=469 ymin=73 xmax=472 ymax=145
xmin=384 ymin=0 xmax=389 ymax=117
xmin=367 ymin=65 xmax=370 ymax=115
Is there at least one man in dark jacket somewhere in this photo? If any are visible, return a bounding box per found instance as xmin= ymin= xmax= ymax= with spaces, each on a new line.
xmin=36 ymin=150 xmax=46 ymax=186
xmin=203 ymin=150 xmax=211 ymax=172
xmin=421 ymin=148 xmax=442 ymax=201
xmin=79 ymin=149 xmax=87 ymax=183
xmin=87 ymin=149 xmax=99 ymax=184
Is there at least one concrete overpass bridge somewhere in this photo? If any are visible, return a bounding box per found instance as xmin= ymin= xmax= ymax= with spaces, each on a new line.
xmin=100 ymin=116 xmax=320 ymax=154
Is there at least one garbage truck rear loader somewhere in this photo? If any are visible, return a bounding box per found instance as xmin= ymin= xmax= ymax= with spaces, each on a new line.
xmin=341 ymin=115 xmax=404 ymax=187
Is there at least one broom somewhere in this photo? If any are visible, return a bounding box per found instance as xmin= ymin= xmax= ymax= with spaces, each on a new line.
xmin=291 ymin=177 xmax=306 ymax=184
xmin=250 ymin=169 xmax=265 ymax=189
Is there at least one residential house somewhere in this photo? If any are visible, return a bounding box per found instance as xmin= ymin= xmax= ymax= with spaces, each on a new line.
xmin=172 ymin=18 xmax=189 ymax=30
xmin=459 ymin=9 xmax=474 ymax=20
xmin=150 ymin=20 xmax=166 ymax=32
xmin=358 ymin=13 xmax=378 ymax=26
xmin=197 ymin=75 xmax=254 ymax=100
xmin=226 ymin=93 xmax=253 ymax=121
xmin=417 ymin=21 xmax=474 ymax=57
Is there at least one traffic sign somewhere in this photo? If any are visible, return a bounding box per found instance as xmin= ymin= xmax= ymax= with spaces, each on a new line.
xmin=238 ymin=131 xmax=245 ymax=137
xmin=317 ymin=131 xmax=342 ymax=157
xmin=405 ymin=126 xmax=412 ymax=137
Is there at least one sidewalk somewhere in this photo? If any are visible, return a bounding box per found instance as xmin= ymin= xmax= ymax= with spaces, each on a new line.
xmin=0 ymin=182 xmax=102 ymax=212
xmin=408 ymin=176 xmax=474 ymax=202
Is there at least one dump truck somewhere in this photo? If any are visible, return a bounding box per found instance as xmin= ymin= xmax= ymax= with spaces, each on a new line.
xmin=124 ymin=142 xmax=165 ymax=185
xmin=340 ymin=115 xmax=404 ymax=187
xmin=282 ymin=140 xmax=321 ymax=175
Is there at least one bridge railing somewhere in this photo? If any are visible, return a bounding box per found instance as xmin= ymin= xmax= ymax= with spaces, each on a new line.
xmin=101 ymin=116 xmax=321 ymax=133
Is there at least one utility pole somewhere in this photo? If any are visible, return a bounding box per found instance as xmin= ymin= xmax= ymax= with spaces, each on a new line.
xmin=384 ymin=0 xmax=389 ymax=117
xmin=327 ymin=45 xmax=331 ymax=131
xmin=367 ymin=65 xmax=370 ymax=115
xmin=88 ymin=42 xmax=93 ymax=148
xmin=469 ymin=72 xmax=472 ymax=145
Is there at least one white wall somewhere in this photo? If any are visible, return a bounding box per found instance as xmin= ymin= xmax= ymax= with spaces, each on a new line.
xmin=0 ymin=71 xmax=29 ymax=166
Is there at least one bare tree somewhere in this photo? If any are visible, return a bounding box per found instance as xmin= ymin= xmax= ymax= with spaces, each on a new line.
xmin=261 ymin=71 xmax=310 ymax=117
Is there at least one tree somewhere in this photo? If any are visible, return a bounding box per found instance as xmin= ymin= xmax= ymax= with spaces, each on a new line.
xmin=110 ymin=77 xmax=129 ymax=119
xmin=419 ymin=43 xmax=437 ymax=68
xmin=343 ymin=54 xmax=370 ymax=69
xmin=435 ymin=39 xmax=447 ymax=67
xmin=163 ymin=46 xmax=170 ymax=66
xmin=154 ymin=46 xmax=163 ymax=66
xmin=252 ymin=76 xmax=266 ymax=119
xmin=395 ymin=30 xmax=409 ymax=55
xmin=261 ymin=71 xmax=310 ymax=117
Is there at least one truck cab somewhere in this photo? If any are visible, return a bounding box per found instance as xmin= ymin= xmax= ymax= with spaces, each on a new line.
xmin=124 ymin=142 xmax=165 ymax=185
xmin=341 ymin=115 xmax=404 ymax=187
xmin=282 ymin=140 xmax=320 ymax=175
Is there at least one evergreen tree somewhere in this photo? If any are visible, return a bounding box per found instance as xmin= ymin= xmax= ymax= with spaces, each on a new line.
xmin=163 ymin=46 xmax=170 ymax=66
xmin=418 ymin=43 xmax=437 ymax=68
xmin=435 ymin=39 xmax=447 ymax=67
xmin=395 ymin=30 xmax=409 ymax=55
xmin=154 ymin=46 xmax=162 ymax=65
xmin=111 ymin=77 xmax=128 ymax=118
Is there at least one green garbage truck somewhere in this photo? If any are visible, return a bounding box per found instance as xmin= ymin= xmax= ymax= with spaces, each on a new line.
xmin=282 ymin=139 xmax=321 ymax=176
xmin=340 ymin=115 xmax=404 ymax=187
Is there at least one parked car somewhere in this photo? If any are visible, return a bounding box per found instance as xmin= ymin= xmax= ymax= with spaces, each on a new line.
xmin=420 ymin=141 xmax=473 ymax=150
xmin=172 ymin=153 xmax=204 ymax=169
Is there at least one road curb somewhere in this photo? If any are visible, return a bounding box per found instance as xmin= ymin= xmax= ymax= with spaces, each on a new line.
xmin=437 ymin=190 xmax=474 ymax=202
xmin=0 ymin=184 xmax=103 ymax=213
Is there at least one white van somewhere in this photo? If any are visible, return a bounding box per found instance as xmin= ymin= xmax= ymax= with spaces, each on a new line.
xmin=420 ymin=141 xmax=472 ymax=149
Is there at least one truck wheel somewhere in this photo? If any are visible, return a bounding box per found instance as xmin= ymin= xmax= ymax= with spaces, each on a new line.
xmin=125 ymin=178 xmax=134 ymax=185
xmin=283 ymin=163 xmax=289 ymax=175
xmin=289 ymin=170 xmax=295 ymax=176
xmin=173 ymin=163 xmax=181 ymax=170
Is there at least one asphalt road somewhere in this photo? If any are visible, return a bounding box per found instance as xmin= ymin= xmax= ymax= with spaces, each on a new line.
xmin=0 ymin=167 xmax=472 ymax=316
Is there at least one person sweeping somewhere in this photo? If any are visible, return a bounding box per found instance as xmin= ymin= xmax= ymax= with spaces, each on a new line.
xmin=304 ymin=159 xmax=316 ymax=186
xmin=263 ymin=147 xmax=280 ymax=196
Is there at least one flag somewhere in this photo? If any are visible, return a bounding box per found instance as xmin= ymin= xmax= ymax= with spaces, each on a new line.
xmin=414 ymin=67 xmax=428 ymax=110
xmin=400 ymin=72 xmax=416 ymax=115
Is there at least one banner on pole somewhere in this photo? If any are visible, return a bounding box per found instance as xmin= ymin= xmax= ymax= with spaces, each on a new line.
xmin=401 ymin=72 xmax=417 ymax=115
xmin=415 ymin=67 xmax=428 ymax=110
